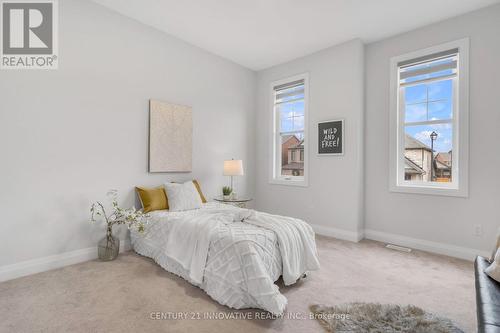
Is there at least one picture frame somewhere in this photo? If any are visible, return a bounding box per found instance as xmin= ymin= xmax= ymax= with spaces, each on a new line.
xmin=149 ymin=99 xmax=193 ymax=172
xmin=318 ymin=119 xmax=344 ymax=156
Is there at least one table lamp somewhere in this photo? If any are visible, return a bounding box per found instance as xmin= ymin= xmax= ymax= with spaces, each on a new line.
xmin=223 ymin=159 xmax=244 ymax=197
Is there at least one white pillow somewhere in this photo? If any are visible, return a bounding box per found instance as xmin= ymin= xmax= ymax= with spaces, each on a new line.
xmin=490 ymin=227 xmax=500 ymax=262
xmin=164 ymin=181 xmax=202 ymax=212
xmin=485 ymin=248 xmax=500 ymax=283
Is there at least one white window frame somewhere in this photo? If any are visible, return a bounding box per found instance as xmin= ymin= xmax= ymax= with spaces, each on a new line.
xmin=389 ymin=38 xmax=469 ymax=197
xmin=269 ymin=73 xmax=309 ymax=187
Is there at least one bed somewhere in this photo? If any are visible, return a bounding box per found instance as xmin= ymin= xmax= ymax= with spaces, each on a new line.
xmin=130 ymin=202 xmax=320 ymax=314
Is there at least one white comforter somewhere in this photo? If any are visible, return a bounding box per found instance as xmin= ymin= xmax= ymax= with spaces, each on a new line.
xmin=244 ymin=210 xmax=320 ymax=286
xmin=131 ymin=202 xmax=319 ymax=314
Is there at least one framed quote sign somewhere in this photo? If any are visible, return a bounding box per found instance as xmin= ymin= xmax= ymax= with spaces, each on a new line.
xmin=318 ymin=119 xmax=344 ymax=155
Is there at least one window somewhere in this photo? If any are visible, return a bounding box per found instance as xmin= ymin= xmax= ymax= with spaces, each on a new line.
xmin=270 ymin=74 xmax=308 ymax=186
xmin=389 ymin=39 xmax=469 ymax=197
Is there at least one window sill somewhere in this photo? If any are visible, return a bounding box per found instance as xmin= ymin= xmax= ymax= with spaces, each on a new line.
xmin=269 ymin=178 xmax=308 ymax=187
xmin=389 ymin=183 xmax=468 ymax=197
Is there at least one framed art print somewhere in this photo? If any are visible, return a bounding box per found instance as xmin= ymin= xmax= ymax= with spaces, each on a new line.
xmin=318 ymin=119 xmax=344 ymax=155
xmin=149 ymin=100 xmax=192 ymax=172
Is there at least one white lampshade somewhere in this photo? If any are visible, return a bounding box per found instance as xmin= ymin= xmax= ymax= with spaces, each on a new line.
xmin=223 ymin=159 xmax=244 ymax=176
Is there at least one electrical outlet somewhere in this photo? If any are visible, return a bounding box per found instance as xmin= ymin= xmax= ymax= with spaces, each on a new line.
xmin=474 ymin=224 xmax=483 ymax=237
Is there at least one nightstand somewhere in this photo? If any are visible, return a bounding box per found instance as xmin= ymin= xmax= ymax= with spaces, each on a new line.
xmin=213 ymin=197 xmax=252 ymax=208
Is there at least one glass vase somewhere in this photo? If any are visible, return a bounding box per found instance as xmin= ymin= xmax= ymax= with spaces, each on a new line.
xmin=97 ymin=227 xmax=120 ymax=261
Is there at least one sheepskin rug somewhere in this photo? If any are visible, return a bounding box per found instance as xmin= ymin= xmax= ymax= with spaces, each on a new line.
xmin=309 ymin=303 xmax=464 ymax=333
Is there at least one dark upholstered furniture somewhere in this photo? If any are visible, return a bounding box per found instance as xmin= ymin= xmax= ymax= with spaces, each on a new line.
xmin=475 ymin=256 xmax=500 ymax=333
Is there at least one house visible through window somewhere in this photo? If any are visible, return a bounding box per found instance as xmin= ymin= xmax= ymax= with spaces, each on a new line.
xmin=390 ymin=39 xmax=469 ymax=197
xmin=271 ymin=74 xmax=308 ymax=185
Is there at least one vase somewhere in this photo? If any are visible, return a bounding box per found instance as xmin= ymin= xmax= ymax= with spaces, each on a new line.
xmin=98 ymin=226 xmax=120 ymax=261
xmin=223 ymin=195 xmax=230 ymax=200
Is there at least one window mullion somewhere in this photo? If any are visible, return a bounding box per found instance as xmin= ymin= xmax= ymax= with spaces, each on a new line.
xmin=279 ymin=130 xmax=304 ymax=136
xmin=426 ymin=86 xmax=429 ymax=121
xmin=404 ymin=119 xmax=452 ymax=126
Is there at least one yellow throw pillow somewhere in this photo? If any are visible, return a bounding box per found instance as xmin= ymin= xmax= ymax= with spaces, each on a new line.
xmin=136 ymin=186 xmax=168 ymax=213
xmin=192 ymin=180 xmax=207 ymax=203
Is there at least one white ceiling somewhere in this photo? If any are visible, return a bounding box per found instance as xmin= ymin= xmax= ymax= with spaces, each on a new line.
xmin=92 ymin=0 xmax=500 ymax=70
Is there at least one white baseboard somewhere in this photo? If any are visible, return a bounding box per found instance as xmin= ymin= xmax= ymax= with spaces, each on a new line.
xmin=0 ymin=239 xmax=131 ymax=283
xmin=364 ymin=229 xmax=489 ymax=261
xmin=311 ymin=223 xmax=363 ymax=242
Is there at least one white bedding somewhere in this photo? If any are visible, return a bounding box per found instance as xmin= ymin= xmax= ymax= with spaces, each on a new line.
xmin=243 ymin=210 xmax=320 ymax=285
xmin=131 ymin=202 xmax=319 ymax=314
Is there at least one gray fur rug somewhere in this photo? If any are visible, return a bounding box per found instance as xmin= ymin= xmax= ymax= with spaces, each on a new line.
xmin=310 ymin=303 xmax=464 ymax=333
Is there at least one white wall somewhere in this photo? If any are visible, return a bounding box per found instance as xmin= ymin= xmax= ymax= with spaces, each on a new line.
xmin=0 ymin=0 xmax=256 ymax=268
xmin=255 ymin=40 xmax=365 ymax=241
xmin=365 ymin=5 xmax=500 ymax=255
xmin=2 ymin=0 xmax=498 ymax=279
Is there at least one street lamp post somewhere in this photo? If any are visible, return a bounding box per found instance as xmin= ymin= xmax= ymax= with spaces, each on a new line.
xmin=430 ymin=131 xmax=438 ymax=181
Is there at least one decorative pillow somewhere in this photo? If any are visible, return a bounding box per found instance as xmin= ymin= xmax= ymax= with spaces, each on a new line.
xmin=490 ymin=228 xmax=500 ymax=262
xmin=164 ymin=181 xmax=202 ymax=212
xmin=485 ymin=248 xmax=500 ymax=283
xmin=135 ymin=186 xmax=168 ymax=213
xmin=192 ymin=180 xmax=207 ymax=203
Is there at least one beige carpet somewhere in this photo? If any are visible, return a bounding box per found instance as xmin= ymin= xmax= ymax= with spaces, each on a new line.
xmin=0 ymin=236 xmax=475 ymax=333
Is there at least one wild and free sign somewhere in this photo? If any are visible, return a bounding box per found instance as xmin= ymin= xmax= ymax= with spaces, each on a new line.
xmin=318 ymin=119 xmax=344 ymax=155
